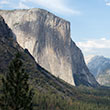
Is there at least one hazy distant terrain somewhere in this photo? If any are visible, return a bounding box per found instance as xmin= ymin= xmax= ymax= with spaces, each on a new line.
xmin=87 ymin=55 xmax=110 ymax=86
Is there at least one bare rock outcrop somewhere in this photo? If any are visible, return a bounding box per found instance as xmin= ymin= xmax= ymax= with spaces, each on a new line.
xmin=0 ymin=9 xmax=99 ymax=86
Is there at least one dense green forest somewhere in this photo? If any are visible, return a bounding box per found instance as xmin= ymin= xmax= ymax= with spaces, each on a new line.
xmin=0 ymin=53 xmax=110 ymax=110
xmin=33 ymin=88 xmax=110 ymax=110
xmin=1 ymin=85 xmax=110 ymax=110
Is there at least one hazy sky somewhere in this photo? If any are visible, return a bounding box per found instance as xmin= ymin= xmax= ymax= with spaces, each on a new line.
xmin=0 ymin=0 xmax=110 ymax=57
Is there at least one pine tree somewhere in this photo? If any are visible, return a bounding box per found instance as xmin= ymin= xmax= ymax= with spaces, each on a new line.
xmin=0 ymin=53 xmax=34 ymax=110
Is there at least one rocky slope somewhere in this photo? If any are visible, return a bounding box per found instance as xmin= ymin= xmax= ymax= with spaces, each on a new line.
xmin=0 ymin=8 xmax=98 ymax=86
xmin=87 ymin=56 xmax=110 ymax=86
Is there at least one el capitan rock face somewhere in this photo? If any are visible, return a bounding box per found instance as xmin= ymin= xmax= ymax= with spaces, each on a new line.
xmin=0 ymin=9 xmax=99 ymax=86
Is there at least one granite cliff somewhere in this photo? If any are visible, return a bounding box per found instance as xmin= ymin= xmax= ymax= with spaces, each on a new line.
xmin=0 ymin=15 xmax=82 ymax=97
xmin=0 ymin=9 xmax=98 ymax=86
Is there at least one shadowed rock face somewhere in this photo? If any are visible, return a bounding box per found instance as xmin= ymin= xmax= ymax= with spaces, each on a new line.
xmin=0 ymin=9 xmax=99 ymax=86
xmin=0 ymin=16 xmax=13 ymax=38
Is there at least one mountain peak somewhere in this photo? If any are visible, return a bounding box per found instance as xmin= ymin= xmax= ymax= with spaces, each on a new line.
xmin=85 ymin=55 xmax=95 ymax=64
xmin=87 ymin=55 xmax=110 ymax=86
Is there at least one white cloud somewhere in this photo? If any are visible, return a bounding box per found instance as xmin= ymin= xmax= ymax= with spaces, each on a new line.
xmin=17 ymin=2 xmax=29 ymax=9
xmin=0 ymin=0 xmax=30 ymax=9
xmin=100 ymin=37 xmax=106 ymax=40
xmin=0 ymin=0 xmax=10 ymax=8
xmin=22 ymin=0 xmax=80 ymax=15
xmin=0 ymin=0 xmax=80 ymax=15
xmin=76 ymin=38 xmax=110 ymax=57
xmin=104 ymin=0 xmax=110 ymax=6
xmin=77 ymin=38 xmax=110 ymax=49
xmin=0 ymin=0 xmax=9 ymax=5
xmin=106 ymin=2 xmax=110 ymax=6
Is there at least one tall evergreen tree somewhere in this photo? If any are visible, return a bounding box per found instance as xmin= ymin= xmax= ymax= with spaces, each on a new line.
xmin=0 ymin=53 xmax=33 ymax=110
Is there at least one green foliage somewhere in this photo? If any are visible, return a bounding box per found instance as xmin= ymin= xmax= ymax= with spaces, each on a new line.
xmin=32 ymin=89 xmax=110 ymax=110
xmin=0 ymin=53 xmax=34 ymax=110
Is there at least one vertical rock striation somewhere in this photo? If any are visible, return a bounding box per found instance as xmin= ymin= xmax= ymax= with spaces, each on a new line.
xmin=0 ymin=9 xmax=99 ymax=86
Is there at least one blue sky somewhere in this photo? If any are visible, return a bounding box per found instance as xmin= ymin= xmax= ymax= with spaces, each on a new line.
xmin=0 ymin=0 xmax=110 ymax=58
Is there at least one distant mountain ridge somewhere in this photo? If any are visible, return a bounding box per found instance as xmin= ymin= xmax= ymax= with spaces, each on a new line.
xmin=87 ymin=55 xmax=110 ymax=86
xmin=85 ymin=55 xmax=95 ymax=64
